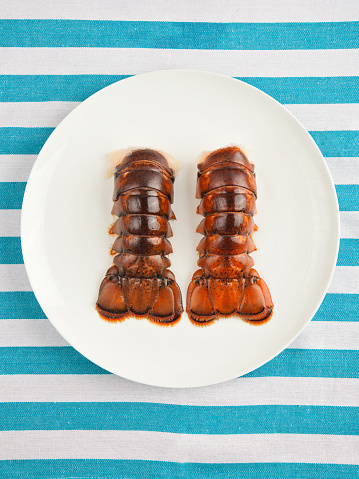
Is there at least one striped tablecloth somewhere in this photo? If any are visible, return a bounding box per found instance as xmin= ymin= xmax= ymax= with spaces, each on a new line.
xmin=1 ymin=2 xmax=359 ymax=478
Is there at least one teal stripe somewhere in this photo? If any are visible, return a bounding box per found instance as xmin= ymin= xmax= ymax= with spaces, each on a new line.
xmin=0 ymin=347 xmax=357 ymax=377
xmin=0 ymin=347 xmax=109 ymax=374
xmin=0 ymin=292 xmax=46 ymax=319
xmin=0 ymin=292 xmax=357 ymax=322
xmin=245 ymin=349 xmax=359 ymax=378
xmin=337 ymin=239 xmax=359 ymax=266
xmin=0 ymin=182 xmax=26 ymax=209
xmin=241 ymin=76 xmax=359 ymax=104
xmin=0 ymin=237 xmax=23 ymax=264
xmin=0 ymin=181 xmax=359 ymax=218
xmin=1 ymin=403 xmax=358 ymax=434
xmin=0 ymin=75 xmax=131 ymax=102
xmin=0 ymin=127 xmax=54 ymax=155
xmin=1 ymin=461 xmax=358 ymax=479
xmin=1 ymin=238 xmax=356 ymax=266
xmin=336 ymin=185 xmax=359 ymax=211
xmin=310 ymin=130 xmax=359 ymax=157
xmin=4 ymin=182 xmax=357 ymax=212
xmin=1 ymin=75 xmax=359 ymax=104
xmin=313 ymin=294 xmax=359 ymax=321
xmin=2 ymin=129 xmax=358 ymax=158
xmin=0 ymin=292 xmax=356 ymax=322
xmin=1 ymin=20 xmax=358 ymax=49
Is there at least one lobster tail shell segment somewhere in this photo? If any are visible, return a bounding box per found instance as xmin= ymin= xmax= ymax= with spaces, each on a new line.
xmin=197 ymin=146 xmax=254 ymax=173
xmin=187 ymin=146 xmax=273 ymax=325
xmin=97 ymin=149 xmax=183 ymax=324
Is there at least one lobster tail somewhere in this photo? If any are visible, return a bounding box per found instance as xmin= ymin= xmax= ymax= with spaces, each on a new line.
xmin=187 ymin=146 xmax=273 ymax=325
xmin=97 ymin=149 xmax=183 ymax=324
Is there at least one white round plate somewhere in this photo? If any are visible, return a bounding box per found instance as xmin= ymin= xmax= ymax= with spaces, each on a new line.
xmin=21 ymin=70 xmax=339 ymax=388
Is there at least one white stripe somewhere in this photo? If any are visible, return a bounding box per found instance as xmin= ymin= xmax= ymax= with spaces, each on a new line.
xmin=340 ymin=212 xmax=359 ymax=238
xmin=284 ymin=104 xmax=359 ymax=131
xmin=1 ymin=48 xmax=359 ymax=76
xmin=0 ymin=264 xmax=32 ymax=291
xmin=0 ymin=319 xmax=68 ymax=346
xmin=328 ymin=266 xmax=359 ymax=294
xmin=1 ymin=264 xmax=357 ymax=294
xmin=1 ymin=0 xmax=359 ymax=21
xmin=1 ymin=318 xmax=358 ymax=350
xmin=0 ymin=375 xmax=358 ymax=406
xmin=0 ymin=155 xmax=36 ymax=182
xmin=290 ymin=321 xmax=359 ymax=350
xmin=3 ymin=102 xmax=359 ymax=132
xmin=327 ymin=158 xmax=359 ymax=185
xmin=0 ymin=210 xmax=21 ymax=236
xmin=0 ymin=102 xmax=78 ymax=127
xmin=1 ymin=430 xmax=358 ymax=463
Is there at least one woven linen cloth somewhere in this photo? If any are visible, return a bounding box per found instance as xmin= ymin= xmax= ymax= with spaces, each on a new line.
xmin=1 ymin=1 xmax=359 ymax=477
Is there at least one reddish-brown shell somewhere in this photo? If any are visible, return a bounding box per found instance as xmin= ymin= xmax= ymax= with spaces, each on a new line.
xmin=111 ymin=215 xmax=173 ymax=237
xmin=197 ymin=146 xmax=254 ymax=173
xmin=112 ymin=235 xmax=173 ymax=256
xmin=112 ymin=188 xmax=175 ymax=219
xmin=97 ymin=149 xmax=183 ymax=324
xmin=187 ymin=146 xmax=273 ymax=325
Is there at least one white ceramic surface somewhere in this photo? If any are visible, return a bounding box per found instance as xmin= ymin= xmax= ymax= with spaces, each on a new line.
xmin=21 ymin=70 xmax=339 ymax=388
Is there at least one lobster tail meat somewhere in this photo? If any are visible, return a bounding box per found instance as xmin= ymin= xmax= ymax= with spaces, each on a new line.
xmin=187 ymin=146 xmax=273 ymax=325
xmin=97 ymin=149 xmax=183 ymax=324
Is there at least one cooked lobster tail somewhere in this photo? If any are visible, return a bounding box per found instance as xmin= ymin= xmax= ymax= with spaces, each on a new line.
xmin=97 ymin=149 xmax=183 ymax=324
xmin=186 ymin=146 xmax=273 ymax=324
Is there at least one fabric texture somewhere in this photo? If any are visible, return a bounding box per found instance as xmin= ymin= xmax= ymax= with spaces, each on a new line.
xmin=0 ymin=1 xmax=359 ymax=477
